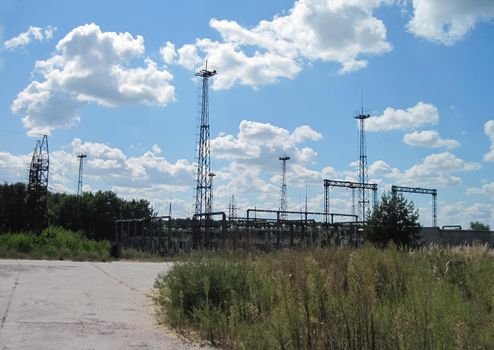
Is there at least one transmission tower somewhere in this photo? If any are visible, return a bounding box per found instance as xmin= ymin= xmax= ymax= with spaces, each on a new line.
xmin=77 ymin=154 xmax=87 ymax=197
xmin=279 ymin=154 xmax=290 ymax=220
xmin=355 ymin=111 xmax=370 ymax=222
xmin=194 ymin=62 xmax=217 ymax=215
xmin=26 ymin=135 xmax=49 ymax=233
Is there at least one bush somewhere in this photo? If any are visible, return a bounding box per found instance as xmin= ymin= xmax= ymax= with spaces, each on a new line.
xmin=0 ymin=226 xmax=110 ymax=260
xmin=154 ymin=245 xmax=494 ymax=349
xmin=154 ymin=258 xmax=256 ymax=345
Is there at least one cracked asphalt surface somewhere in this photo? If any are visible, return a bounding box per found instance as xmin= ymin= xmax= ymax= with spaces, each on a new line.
xmin=0 ymin=259 xmax=205 ymax=350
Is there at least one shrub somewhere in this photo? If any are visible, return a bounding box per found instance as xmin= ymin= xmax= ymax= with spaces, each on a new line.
xmin=0 ymin=226 xmax=110 ymax=260
xmin=154 ymin=258 xmax=256 ymax=345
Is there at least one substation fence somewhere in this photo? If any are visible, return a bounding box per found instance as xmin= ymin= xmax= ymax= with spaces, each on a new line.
xmin=115 ymin=210 xmax=364 ymax=255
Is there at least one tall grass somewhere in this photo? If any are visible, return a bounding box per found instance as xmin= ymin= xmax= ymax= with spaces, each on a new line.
xmin=154 ymin=245 xmax=494 ymax=349
xmin=0 ymin=226 xmax=110 ymax=260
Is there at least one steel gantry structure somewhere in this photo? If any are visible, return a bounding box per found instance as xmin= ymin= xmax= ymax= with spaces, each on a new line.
xmin=324 ymin=179 xmax=378 ymax=223
xmin=391 ymin=185 xmax=438 ymax=227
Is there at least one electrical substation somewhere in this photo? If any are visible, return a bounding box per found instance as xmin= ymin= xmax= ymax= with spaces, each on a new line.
xmin=24 ymin=64 xmax=493 ymax=253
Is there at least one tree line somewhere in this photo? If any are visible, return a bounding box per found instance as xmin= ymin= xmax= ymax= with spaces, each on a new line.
xmin=0 ymin=182 xmax=155 ymax=241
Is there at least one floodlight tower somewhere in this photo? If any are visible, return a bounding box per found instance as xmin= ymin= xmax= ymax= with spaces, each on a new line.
xmin=77 ymin=154 xmax=87 ymax=197
xmin=27 ymin=135 xmax=49 ymax=233
xmin=194 ymin=62 xmax=217 ymax=215
xmin=207 ymin=172 xmax=216 ymax=213
xmin=355 ymin=111 xmax=370 ymax=222
xmin=279 ymin=154 xmax=290 ymax=220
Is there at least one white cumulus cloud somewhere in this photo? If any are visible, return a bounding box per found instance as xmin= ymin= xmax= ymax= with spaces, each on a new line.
xmin=11 ymin=23 xmax=175 ymax=135
xmin=159 ymin=41 xmax=177 ymax=64
xmin=4 ymin=25 xmax=56 ymax=49
xmin=211 ymin=120 xmax=321 ymax=164
xmin=439 ymin=202 xmax=493 ymax=228
xmin=467 ymin=181 xmax=494 ymax=199
xmin=401 ymin=152 xmax=480 ymax=187
xmin=366 ymin=102 xmax=439 ymax=132
xmin=210 ymin=120 xmax=326 ymax=203
xmin=368 ymin=160 xmax=400 ymax=178
xmin=403 ymin=130 xmax=460 ymax=149
xmin=407 ymin=0 xmax=494 ymax=45
xmin=165 ymin=0 xmax=393 ymax=89
xmin=483 ymin=120 xmax=494 ymax=162
xmin=0 ymin=151 xmax=32 ymax=183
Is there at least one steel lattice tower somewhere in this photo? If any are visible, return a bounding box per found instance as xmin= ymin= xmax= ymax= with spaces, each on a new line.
xmin=77 ymin=154 xmax=87 ymax=197
xmin=194 ymin=63 xmax=217 ymax=215
xmin=279 ymin=154 xmax=290 ymax=220
xmin=228 ymin=194 xmax=237 ymax=221
xmin=27 ymin=135 xmax=49 ymax=233
xmin=355 ymin=112 xmax=370 ymax=222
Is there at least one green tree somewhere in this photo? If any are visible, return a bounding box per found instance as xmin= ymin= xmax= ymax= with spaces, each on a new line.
xmin=2 ymin=183 xmax=156 ymax=239
xmin=0 ymin=182 xmax=29 ymax=232
xmin=470 ymin=221 xmax=490 ymax=231
xmin=366 ymin=192 xmax=421 ymax=247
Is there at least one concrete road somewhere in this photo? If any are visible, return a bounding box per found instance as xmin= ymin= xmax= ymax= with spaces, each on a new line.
xmin=0 ymin=259 xmax=204 ymax=350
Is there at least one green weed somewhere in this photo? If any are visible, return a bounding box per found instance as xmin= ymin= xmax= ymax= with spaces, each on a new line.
xmin=0 ymin=226 xmax=110 ymax=261
xmin=154 ymin=245 xmax=494 ymax=349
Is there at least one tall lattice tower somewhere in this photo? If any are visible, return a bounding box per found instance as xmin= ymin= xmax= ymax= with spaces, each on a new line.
xmin=228 ymin=194 xmax=237 ymax=221
xmin=77 ymin=154 xmax=87 ymax=197
xmin=194 ymin=62 xmax=217 ymax=215
xmin=26 ymin=135 xmax=50 ymax=233
xmin=355 ymin=111 xmax=370 ymax=222
xmin=279 ymin=154 xmax=290 ymax=220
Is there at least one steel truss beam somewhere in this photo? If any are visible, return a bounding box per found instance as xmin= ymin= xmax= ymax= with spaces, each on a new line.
xmin=391 ymin=185 xmax=437 ymax=227
xmin=323 ymin=179 xmax=378 ymax=223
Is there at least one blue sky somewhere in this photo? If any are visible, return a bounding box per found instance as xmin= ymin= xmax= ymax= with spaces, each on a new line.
xmin=1 ymin=0 xmax=493 ymax=227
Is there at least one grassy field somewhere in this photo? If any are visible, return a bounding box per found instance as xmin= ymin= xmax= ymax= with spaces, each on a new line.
xmin=0 ymin=226 xmax=111 ymax=260
xmin=154 ymin=245 xmax=494 ymax=349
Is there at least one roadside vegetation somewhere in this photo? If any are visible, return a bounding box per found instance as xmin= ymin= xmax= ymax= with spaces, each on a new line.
xmin=154 ymin=245 xmax=494 ymax=349
xmin=154 ymin=194 xmax=493 ymax=348
xmin=0 ymin=226 xmax=111 ymax=260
